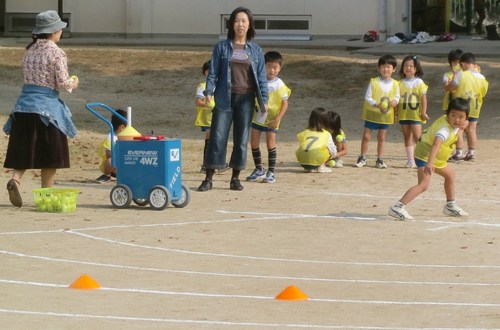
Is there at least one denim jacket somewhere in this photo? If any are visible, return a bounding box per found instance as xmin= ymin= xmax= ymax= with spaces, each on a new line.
xmin=204 ymin=39 xmax=268 ymax=111
xmin=3 ymin=84 xmax=77 ymax=138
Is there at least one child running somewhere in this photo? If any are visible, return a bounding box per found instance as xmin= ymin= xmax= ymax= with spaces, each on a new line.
xmin=326 ymin=110 xmax=348 ymax=168
xmin=354 ymin=54 xmax=400 ymax=169
xmin=397 ymin=55 xmax=429 ymax=168
xmin=448 ymin=52 xmax=488 ymax=161
xmin=246 ymin=51 xmax=291 ymax=183
xmin=388 ymin=98 xmax=470 ymax=220
xmin=296 ymin=107 xmax=337 ymax=173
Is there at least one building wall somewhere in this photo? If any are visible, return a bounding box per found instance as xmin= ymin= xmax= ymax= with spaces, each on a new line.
xmin=5 ymin=0 xmax=409 ymax=36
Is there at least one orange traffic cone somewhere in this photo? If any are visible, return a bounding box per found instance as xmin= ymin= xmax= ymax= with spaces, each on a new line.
xmin=275 ymin=285 xmax=308 ymax=300
xmin=69 ymin=274 xmax=101 ymax=290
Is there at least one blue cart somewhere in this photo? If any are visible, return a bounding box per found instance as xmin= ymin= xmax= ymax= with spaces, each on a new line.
xmin=86 ymin=102 xmax=191 ymax=210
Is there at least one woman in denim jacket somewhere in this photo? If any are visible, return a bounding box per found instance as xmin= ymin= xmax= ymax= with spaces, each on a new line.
xmin=3 ymin=10 xmax=79 ymax=207
xmin=197 ymin=6 xmax=268 ymax=192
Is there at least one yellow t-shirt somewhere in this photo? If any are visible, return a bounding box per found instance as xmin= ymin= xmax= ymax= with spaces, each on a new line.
xmin=295 ymin=129 xmax=331 ymax=166
xmin=97 ymin=133 xmax=113 ymax=172
xmin=442 ymin=70 xmax=455 ymax=111
xmin=362 ymin=77 xmax=399 ymax=124
xmin=451 ymin=70 xmax=489 ymax=119
xmin=195 ymin=82 xmax=215 ymax=127
xmin=398 ymin=77 xmax=428 ymax=123
xmin=252 ymin=77 xmax=291 ymax=129
xmin=414 ymin=115 xmax=458 ymax=169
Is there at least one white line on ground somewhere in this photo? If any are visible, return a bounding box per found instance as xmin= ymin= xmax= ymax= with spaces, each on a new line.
xmin=64 ymin=230 xmax=500 ymax=269
xmin=2 ymin=279 xmax=500 ymax=308
xmin=0 ymin=308 xmax=480 ymax=329
xmin=2 ymin=249 xmax=500 ymax=287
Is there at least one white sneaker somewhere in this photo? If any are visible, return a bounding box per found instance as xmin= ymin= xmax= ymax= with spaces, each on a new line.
xmin=388 ymin=204 xmax=414 ymax=220
xmin=354 ymin=155 xmax=366 ymax=168
xmin=443 ymin=203 xmax=469 ymax=217
xmin=334 ymin=159 xmax=344 ymax=168
xmin=246 ymin=168 xmax=266 ymax=181
xmin=262 ymin=171 xmax=276 ymax=183
xmin=375 ymin=159 xmax=388 ymax=169
xmin=317 ymin=164 xmax=332 ymax=173
xmin=404 ymin=160 xmax=416 ymax=168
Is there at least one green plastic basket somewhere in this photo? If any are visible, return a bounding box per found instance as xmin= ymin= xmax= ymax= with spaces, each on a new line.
xmin=33 ymin=188 xmax=80 ymax=213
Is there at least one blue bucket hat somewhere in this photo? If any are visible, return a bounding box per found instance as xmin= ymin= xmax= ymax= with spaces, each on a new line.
xmin=32 ymin=10 xmax=67 ymax=35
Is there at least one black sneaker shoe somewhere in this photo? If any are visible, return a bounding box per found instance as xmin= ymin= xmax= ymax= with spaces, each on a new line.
xmin=197 ymin=179 xmax=212 ymax=192
xmin=96 ymin=174 xmax=112 ymax=183
xmin=464 ymin=153 xmax=475 ymax=161
xmin=230 ymin=179 xmax=244 ymax=191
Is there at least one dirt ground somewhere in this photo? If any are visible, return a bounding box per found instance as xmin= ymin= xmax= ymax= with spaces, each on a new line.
xmin=0 ymin=44 xmax=500 ymax=329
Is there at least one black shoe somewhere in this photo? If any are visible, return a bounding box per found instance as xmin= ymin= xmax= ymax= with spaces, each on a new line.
xmin=230 ymin=179 xmax=244 ymax=191
xmin=95 ymin=174 xmax=112 ymax=183
xmin=197 ymin=179 xmax=212 ymax=192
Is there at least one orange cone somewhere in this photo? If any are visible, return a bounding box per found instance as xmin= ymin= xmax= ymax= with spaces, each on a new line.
xmin=69 ymin=274 xmax=101 ymax=290
xmin=275 ymin=285 xmax=308 ymax=300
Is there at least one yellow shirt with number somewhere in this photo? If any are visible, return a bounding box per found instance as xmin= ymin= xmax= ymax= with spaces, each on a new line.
xmin=398 ymin=77 xmax=428 ymax=123
xmin=452 ymin=70 xmax=488 ymax=119
xmin=295 ymin=129 xmax=331 ymax=166
xmin=362 ymin=77 xmax=399 ymax=124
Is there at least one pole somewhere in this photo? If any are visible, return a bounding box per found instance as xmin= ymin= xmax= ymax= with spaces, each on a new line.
xmin=58 ymin=0 xmax=63 ymax=19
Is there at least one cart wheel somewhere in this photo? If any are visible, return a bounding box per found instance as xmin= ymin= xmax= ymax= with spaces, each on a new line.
xmin=149 ymin=185 xmax=171 ymax=210
xmin=133 ymin=198 xmax=149 ymax=206
xmin=110 ymin=184 xmax=132 ymax=208
xmin=171 ymin=184 xmax=191 ymax=208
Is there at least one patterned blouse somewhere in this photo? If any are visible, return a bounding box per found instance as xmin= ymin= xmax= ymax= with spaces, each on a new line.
xmin=23 ymin=39 xmax=72 ymax=91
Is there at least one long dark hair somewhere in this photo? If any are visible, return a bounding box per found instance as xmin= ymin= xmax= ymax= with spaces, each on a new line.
xmin=26 ymin=34 xmax=50 ymax=50
xmin=327 ymin=111 xmax=342 ymax=137
xmin=227 ymin=7 xmax=255 ymax=41
xmin=307 ymin=107 xmax=330 ymax=132
xmin=399 ymin=55 xmax=424 ymax=78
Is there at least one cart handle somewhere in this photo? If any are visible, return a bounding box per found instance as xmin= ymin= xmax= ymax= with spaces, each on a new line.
xmin=85 ymin=102 xmax=129 ymax=169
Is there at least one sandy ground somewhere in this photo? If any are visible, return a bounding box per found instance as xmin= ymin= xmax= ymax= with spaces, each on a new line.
xmin=0 ymin=45 xmax=500 ymax=329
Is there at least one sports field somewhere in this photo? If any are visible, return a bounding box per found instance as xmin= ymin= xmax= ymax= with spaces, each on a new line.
xmin=0 ymin=46 xmax=499 ymax=329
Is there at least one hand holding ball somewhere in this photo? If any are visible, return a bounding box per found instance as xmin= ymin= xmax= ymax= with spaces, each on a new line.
xmin=379 ymin=100 xmax=389 ymax=113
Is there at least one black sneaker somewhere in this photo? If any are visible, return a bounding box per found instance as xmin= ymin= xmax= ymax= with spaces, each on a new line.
xmin=230 ymin=179 xmax=244 ymax=191
xmin=197 ymin=179 xmax=212 ymax=192
xmin=96 ymin=174 xmax=112 ymax=183
xmin=464 ymin=154 xmax=475 ymax=162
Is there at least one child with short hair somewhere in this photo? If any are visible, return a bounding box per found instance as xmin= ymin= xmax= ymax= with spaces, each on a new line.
xmin=246 ymin=51 xmax=291 ymax=183
xmin=95 ymin=109 xmax=127 ymax=183
xmin=397 ymin=55 xmax=429 ymax=168
xmin=448 ymin=52 xmax=488 ymax=161
xmin=296 ymin=107 xmax=337 ymax=173
xmin=195 ymin=60 xmax=215 ymax=173
xmin=354 ymin=54 xmax=400 ymax=169
xmin=389 ymin=98 xmax=470 ymax=220
xmin=326 ymin=110 xmax=348 ymax=168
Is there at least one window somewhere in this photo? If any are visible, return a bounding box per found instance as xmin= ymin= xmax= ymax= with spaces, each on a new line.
xmin=222 ymin=15 xmax=311 ymax=40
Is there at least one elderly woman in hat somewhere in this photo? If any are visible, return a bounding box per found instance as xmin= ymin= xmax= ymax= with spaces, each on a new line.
xmin=3 ymin=10 xmax=79 ymax=207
